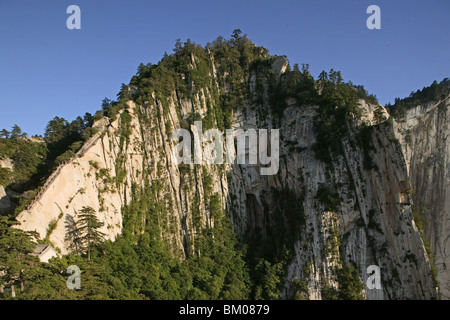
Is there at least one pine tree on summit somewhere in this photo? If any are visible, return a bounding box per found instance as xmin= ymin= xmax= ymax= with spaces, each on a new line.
xmin=73 ymin=206 xmax=105 ymax=260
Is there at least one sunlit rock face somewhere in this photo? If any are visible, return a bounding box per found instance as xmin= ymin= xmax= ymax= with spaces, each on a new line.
xmin=16 ymin=52 xmax=440 ymax=299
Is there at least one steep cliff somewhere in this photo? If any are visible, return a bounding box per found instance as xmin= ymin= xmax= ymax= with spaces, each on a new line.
xmin=14 ymin=34 xmax=439 ymax=299
xmin=394 ymin=96 xmax=450 ymax=299
xmin=228 ymin=91 xmax=436 ymax=299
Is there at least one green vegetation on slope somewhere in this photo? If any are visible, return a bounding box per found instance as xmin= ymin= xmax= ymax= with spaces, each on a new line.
xmin=0 ymin=181 xmax=251 ymax=299
xmin=0 ymin=113 xmax=96 ymax=216
xmin=386 ymin=78 xmax=450 ymax=118
xmin=0 ymin=30 xmax=426 ymax=301
xmin=412 ymin=205 xmax=439 ymax=286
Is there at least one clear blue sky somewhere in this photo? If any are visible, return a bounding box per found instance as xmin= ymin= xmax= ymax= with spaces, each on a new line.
xmin=0 ymin=0 xmax=449 ymax=136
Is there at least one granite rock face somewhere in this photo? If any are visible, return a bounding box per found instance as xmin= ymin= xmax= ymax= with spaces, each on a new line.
xmin=394 ymin=97 xmax=450 ymax=299
xmin=228 ymin=96 xmax=437 ymax=299
xmin=15 ymin=54 xmax=440 ymax=299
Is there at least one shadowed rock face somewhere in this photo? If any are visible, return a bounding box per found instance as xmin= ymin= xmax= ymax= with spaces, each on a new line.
xmin=15 ymin=53 xmax=440 ymax=299
xmin=0 ymin=185 xmax=11 ymax=214
xmin=0 ymin=159 xmax=13 ymax=214
xmin=230 ymin=101 xmax=437 ymax=300
xmin=395 ymin=97 xmax=450 ymax=299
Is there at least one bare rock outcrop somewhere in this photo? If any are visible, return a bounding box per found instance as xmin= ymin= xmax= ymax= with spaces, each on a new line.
xmin=394 ymin=97 xmax=450 ymax=299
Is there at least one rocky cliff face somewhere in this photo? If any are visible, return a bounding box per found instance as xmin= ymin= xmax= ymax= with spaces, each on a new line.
xmin=394 ymin=97 xmax=450 ymax=299
xmin=16 ymin=108 xmax=136 ymax=253
xmin=229 ymin=96 xmax=436 ymax=299
xmin=15 ymin=42 xmax=439 ymax=299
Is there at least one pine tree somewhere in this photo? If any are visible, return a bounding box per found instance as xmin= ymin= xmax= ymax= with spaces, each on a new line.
xmin=10 ymin=124 xmax=26 ymax=139
xmin=44 ymin=117 xmax=69 ymax=144
xmin=101 ymin=97 xmax=113 ymax=111
xmin=373 ymin=105 xmax=387 ymax=124
xmin=73 ymin=207 xmax=105 ymax=260
xmin=65 ymin=214 xmax=83 ymax=255
xmin=0 ymin=129 xmax=10 ymax=139
xmin=0 ymin=216 xmax=39 ymax=298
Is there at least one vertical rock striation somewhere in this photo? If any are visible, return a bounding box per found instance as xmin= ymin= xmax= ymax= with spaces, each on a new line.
xmin=394 ymin=97 xmax=450 ymax=299
xmin=15 ymin=39 xmax=439 ymax=299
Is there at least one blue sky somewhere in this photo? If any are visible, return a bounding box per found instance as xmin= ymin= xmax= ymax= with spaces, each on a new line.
xmin=0 ymin=0 xmax=449 ymax=136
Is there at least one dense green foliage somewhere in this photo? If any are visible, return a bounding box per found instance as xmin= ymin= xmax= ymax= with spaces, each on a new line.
xmin=0 ymin=113 xmax=97 ymax=216
xmin=243 ymin=187 xmax=306 ymax=300
xmin=387 ymin=78 xmax=450 ymax=118
xmin=123 ymin=29 xmax=265 ymax=134
xmin=1 ymin=181 xmax=251 ymax=300
xmin=70 ymin=206 xmax=106 ymax=260
xmin=259 ymin=63 xmax=376 ymax=164
xmin=412 ymin=205 xmax=439 ymax=286
xmin=0 ymin=115 xmax=93 ymax=183
xmin=321 ymin=263 xmax=364 ymax=300
xmin=45 ymin=114 xmax=95 ymax=164
xmin=267 ymin=62 xmax=318 ymax=118
xmin=0 ymin=216 xmax=40 ymax=297
xmin=0 ymin=134 xmax=47 ymax=192
xmin=312 ymin=70 xmax=366 ymax=163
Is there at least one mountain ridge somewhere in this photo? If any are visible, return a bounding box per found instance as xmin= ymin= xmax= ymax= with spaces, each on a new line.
xmin=1 ymin=32 xmax=446 ymax=299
